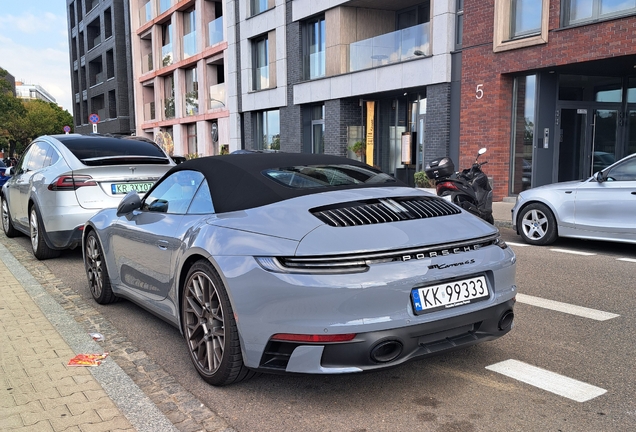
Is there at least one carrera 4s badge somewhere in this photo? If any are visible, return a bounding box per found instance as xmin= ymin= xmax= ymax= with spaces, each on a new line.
xmin=428 ymin=259 xmax=476 ymax=270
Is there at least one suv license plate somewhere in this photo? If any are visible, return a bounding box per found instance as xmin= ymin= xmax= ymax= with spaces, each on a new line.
xmin=411 ymin=275 xmax=489 ymax=314
xmin=111 ymin=182 xmax=153 ymax=194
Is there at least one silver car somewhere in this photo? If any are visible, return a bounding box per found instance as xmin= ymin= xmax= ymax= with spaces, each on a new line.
xmin=1 ymin=134 xmax=174 ymax=259
xmin=512 ymin=152 xmax=636 ymax=245
xmin=83 ymin=153 xmax=517 ymax=386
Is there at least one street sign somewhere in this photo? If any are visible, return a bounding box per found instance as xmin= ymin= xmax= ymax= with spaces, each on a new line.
xmin=63 ymin=126 xmax=71 ymax=134
xmin=89 ymin=113 xmax=100 ymax=124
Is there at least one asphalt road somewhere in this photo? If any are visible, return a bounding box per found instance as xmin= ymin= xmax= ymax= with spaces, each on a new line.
xmin=7 ymin=227 xmax=636 ymax=432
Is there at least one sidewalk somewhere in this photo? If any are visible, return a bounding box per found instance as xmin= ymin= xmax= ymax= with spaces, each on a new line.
xmin=0 ymin=243 xmax=176 ymax=432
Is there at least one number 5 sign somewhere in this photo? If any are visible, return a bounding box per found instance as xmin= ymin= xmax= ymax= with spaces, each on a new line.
xmin=476 ymin=84 xmax=484 ymax=100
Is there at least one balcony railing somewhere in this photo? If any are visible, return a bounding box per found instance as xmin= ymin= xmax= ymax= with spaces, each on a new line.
xmin=209 ymin=83 xmax=225 ymax=109
xmin=139 ymin=1 xmax=153 ymax=25
xmin=161 ymin=44 xmax=173 ymax=67
xmin=183 ymin=31 xmax=197 ymax=59
xmin=142 ymin=53 xmax=153 ymax=73
xmin=349 ymin=22 xmax=430 ymax=72
xmin=208 ymin=16 xmax=224 ymax=46
xmin=185 ymin=90 xmax=198 ymax=116
xmin=305 ymin=51 xmax=325 ymax=79
xmin=144 ymin=102 xmax=156 ymax=121
xmin=158 ymin=0 xmax=172 ymax=15
xmin=164 ymin=97 xmax=175 ymax=119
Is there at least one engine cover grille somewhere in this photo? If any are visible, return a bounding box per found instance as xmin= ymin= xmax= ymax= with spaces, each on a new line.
xmin=310 ymin=196 xmax=460 ymax=227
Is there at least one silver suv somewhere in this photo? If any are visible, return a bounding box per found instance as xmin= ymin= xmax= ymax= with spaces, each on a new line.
xmin=1 ymin=134 xmax=174 ymax=259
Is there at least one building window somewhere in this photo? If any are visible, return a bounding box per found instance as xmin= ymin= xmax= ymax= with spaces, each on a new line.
xmin=510 ymin=75 xmax=536 ymax=194
xmin=303 ymin=16 xmax=325 ymax=79
xmin=563 ymin=0 xmax=636 ymax=25
xmin=493 ymin=0 xmax=549 ymax=52
xmin=252 ymin=35 xmax=269 ymax=91
xmin=455 ymin=0 xmax=464 ymax=49
xmin=311 ymin=105 xmax=325 ymax=154
xmin=255 ymin=110 xmax=280 ymax=150
xmin=250 ymin=0 xmax=268 ymax=16
xmin=162 ymin=21 xmax=173 ymax=66
xmin=183 ymin=8 xmax=197 ymax=59
xmin=187 ymin=123 xmax=198 ymax=156
xmin=185 ymin=67 xmax=198 ymax=116
xmin=164 ymin=74 xmax=175 ymax=119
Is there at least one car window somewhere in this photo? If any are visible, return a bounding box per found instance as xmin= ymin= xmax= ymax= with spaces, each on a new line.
xmin=142 ymin=170 xmax=204 ymax=214
xmin=187 ymin=180 xmax=215 ymax=214
xmin=25 ymin=142 xmax=49 ymax=172
xmin=43 ymin=145 xmax=60 ymax=167
xmin=606 ymin=157 xmax=636 ymax=181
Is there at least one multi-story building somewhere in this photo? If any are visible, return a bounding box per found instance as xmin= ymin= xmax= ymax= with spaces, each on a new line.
xmin=0 ymin=68 xmax=17 ymax=96
xmin=66 ymin=0 xmax=135 ymax=135
xmin=460 ymin=0 xmax=636 ymax=200
xmin=227 ymin=0 xmax=461 ymax=185
xmin=15 ymin=82 xmax=57 ymax=104
xmin=129 ymin=0 xmax=228 ymax=157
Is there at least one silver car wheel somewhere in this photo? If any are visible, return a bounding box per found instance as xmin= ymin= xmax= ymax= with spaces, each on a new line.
xmin=30 ymin=209 xmax=39 ymax=251
xmin=1 ymin=198 xmax=17 ymax=237
xmin=518 ymin=203 xmax=558 ymax=245
xmin=86 ymin=234 xmax=104 ymax=299
xmin=521 ymin=208 xmax=548 ymax=240
xmin=184 ymin=270 xmax=225 ymax=375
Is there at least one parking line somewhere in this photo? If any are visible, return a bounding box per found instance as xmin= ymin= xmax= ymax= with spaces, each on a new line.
xmin=550 ymin=248 xmax=596 ymax=256
xmin=486 ymin=359 xmax=606 ymax=402
xmin=617 ymin=258 xmax=636 ymax=263
xmin=516 ymin=293 xmax=619 ymax=321
xmin=506 ymin=241 xmax=530 ymax=247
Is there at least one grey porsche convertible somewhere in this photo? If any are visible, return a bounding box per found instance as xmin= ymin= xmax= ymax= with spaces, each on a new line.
xmin=83 ymin=153 xmax=517 ymax=386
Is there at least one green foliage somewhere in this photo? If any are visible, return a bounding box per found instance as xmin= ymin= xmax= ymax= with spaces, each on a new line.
xmin=185 ymin=153 xmax=201 ymax=160
xmin=414 ymin=171 xmax=434 ymax=188
xmin=348 ymin=141 xmax=365 ymax=157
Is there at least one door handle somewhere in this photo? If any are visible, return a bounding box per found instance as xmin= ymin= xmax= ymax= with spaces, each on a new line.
xmin=157 ymin=240 xmax=169 ymax=250
xmin=631 ymin=192 xmax=636 ymax=195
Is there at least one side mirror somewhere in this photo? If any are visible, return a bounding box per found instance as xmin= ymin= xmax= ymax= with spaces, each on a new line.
xmin=3 ymin=167 xmax=12 ymax=176
xmin=116 ymin=191 xmax=141 ymax=216
xmin=594 ymin=171 xmax=605 ymax=183
xmin=478 ymin=148 xmax=487 ymax=156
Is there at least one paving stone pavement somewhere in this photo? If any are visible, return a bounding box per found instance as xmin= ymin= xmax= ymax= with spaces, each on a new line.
xmin=0 ymin=237 xmax=234 ymax=432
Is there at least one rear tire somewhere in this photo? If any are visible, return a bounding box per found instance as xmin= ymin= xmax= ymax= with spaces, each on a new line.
xmin=518 ymin=202 xmax=558 ymax=245
xmin=182 ymin=260 xmax=257 ymax=386
xmin=1 ymin=196 xmax=18 ymax=238
xmin=29 ymin=206 xmax=60 ymax=260
xmin=84 ymin=230 xmax=118 ymax=304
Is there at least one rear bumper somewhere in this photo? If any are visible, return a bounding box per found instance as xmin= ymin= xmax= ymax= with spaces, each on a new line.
xmin=45 ymin=226 xmax=84 ymax=250
xmin=257 ymin=299 xmax=515 ymax=374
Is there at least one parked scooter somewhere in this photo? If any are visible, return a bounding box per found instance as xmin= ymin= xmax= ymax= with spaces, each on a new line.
xmin=424 ymin=148 xmax=494 ymax=224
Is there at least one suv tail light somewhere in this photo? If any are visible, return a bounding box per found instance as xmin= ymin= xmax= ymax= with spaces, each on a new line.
xmin=48 ymin=175 xmax=97 ymax=191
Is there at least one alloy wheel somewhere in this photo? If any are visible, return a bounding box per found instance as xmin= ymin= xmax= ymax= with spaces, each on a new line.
xmin=2 ymin=199 xmax=9 ymax=232
xmin=184 ymin=271 xmax=225 ymax=375
xmin=30 ymin=210 xmax=39 ymax=251
xmin=521 ymin=208 xmax=549 ymax=240
xmin=85 ymin=234 xmax=104 ymax=299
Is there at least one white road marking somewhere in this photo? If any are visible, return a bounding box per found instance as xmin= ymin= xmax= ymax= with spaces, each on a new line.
xmin=549 ymin=248 xmax=596 ymax=256
xmin=516 ymin=293 xmax=619 ymax=321
xmin=617 ymin=258 xmax=636 ymax=263
xmin=486 ymin=360 xmax=607 ymax=402
xmin=506 ymin=241 xmax=530 ymax=247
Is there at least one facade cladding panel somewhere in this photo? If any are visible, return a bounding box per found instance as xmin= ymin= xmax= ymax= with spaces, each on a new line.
xmin=460 ymin=0 xmax=636 ymax=200
xmin=66 ymin=0 xmax=134 ymax=135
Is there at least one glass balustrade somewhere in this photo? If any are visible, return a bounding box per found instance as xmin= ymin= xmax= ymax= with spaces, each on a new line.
xmin=161 ymin=44 xmax=173 ymax=67
xmin=158 ymin=0 xmax=172 ymax=14
xmin=209 ymin=83 xmax=225 ymax=109
xmin=139 ymin=2 xmax=152 ymax=25
xmin=254 ymin=65 xmax=269 ymax=90
xmin=349 ymin=23 xmax=430 ymax=73
xmin=208 ymin=16 xmax=224 ymax=46
xmin=183 ymin=31 xmax=197 ymax=59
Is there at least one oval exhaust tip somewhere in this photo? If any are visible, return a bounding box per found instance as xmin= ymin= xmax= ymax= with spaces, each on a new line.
xmin=498 ymin=310 xmax=514 ymax=331
xmin=370 ymin=340 xmax=403 ymax=363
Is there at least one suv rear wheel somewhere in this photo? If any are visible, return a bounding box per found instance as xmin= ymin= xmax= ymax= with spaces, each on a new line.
xmin=29 ymin=206 xmax=60 ymax=260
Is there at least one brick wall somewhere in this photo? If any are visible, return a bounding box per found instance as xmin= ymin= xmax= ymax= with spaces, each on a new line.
xmin=461 ymin=0 xmax=636 ymax=199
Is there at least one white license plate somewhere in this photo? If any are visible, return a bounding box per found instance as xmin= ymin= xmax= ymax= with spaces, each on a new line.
xmin=411 ymin=275 xmax=489 ymax=314
xmin=111 ymin=182 xmax=153 ymax=194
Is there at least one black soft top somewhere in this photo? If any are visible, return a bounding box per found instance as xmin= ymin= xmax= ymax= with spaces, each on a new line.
xmin=167 ymin=153 xmax=404 ymax=213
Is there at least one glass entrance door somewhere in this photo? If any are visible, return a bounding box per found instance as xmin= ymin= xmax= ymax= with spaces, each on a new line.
xmin=558 ymin=107 xmax=618 ymax=181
